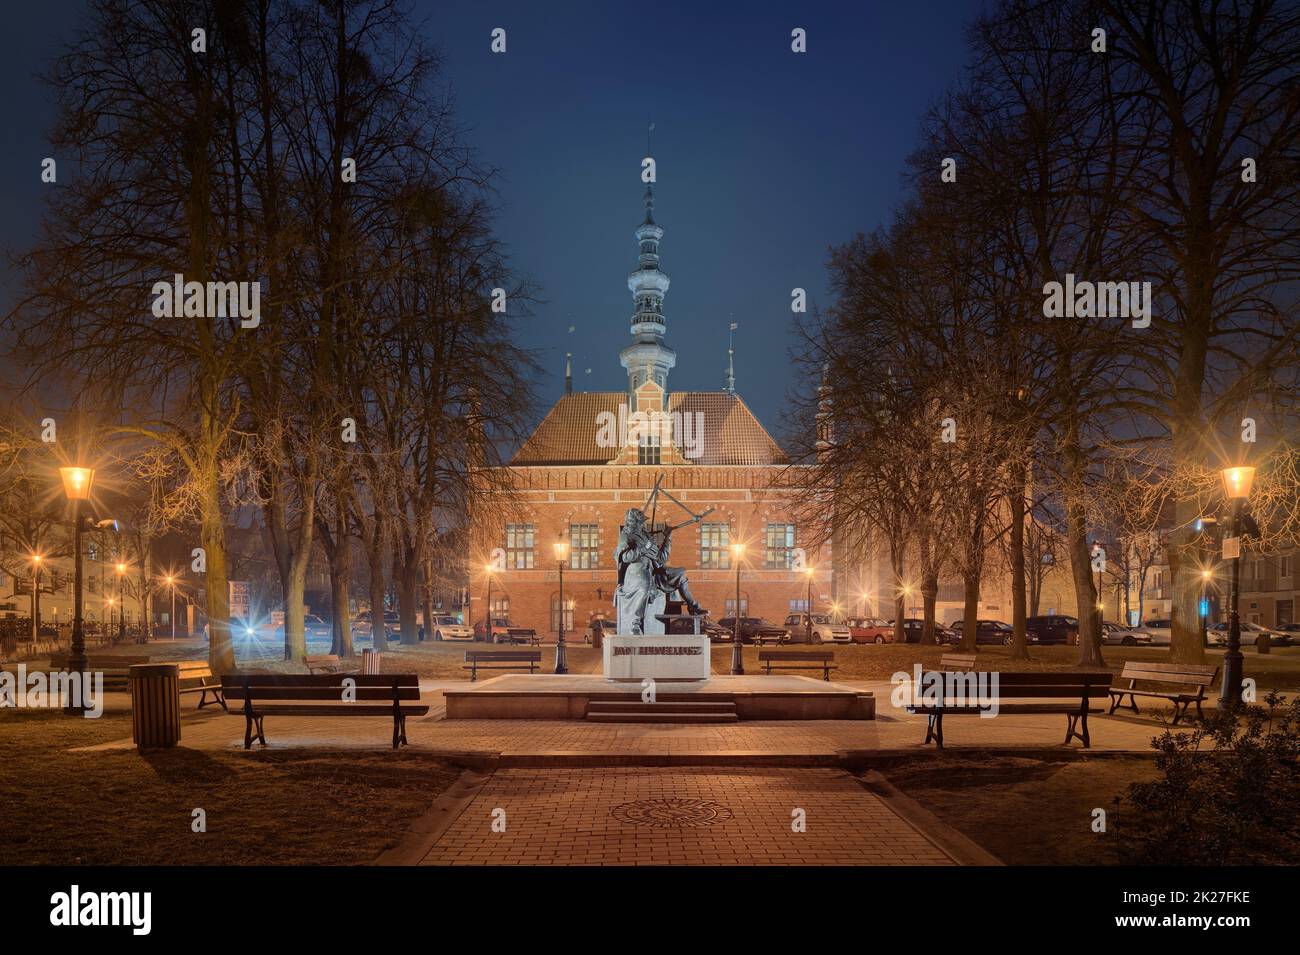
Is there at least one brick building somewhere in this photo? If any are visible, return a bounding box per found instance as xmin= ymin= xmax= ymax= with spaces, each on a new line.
xmin=471 ymin=183 xmax=830 ymax=637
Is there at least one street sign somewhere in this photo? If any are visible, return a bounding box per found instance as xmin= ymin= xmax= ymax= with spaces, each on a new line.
xmin=229 ymin=580 xmax=251 ymax=619
xmin=1222 ymin=537 xmax=1241 ymax=559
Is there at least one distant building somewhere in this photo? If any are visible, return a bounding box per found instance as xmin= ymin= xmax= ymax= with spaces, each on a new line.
xmin=471 ymin=183 xmax=829 ymax=635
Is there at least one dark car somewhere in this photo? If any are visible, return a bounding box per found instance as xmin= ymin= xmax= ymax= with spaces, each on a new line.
xmin=701 ymin=619 xmax=733 ymax=641
xmin=716 ymin=617 xmax=787 ymax=645
xmin=899 ymin=618 xmax=957 ymax=644
xmin=950 ymin=619 xmax=1014 ymax=645
xmin=1026 ymin=615 xmax=1079 ymax=646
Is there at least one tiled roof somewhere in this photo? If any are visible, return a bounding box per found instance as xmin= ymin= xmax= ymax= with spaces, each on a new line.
xmin=511 ymin=392 xmax=788 ymax=466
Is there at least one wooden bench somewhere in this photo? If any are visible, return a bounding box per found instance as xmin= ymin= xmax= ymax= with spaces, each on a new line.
xmin=939 ymin=652 xmax=977 ymax=671
xmin=49 ymin=654 xmax=150 ymax=689
xmin=175 ymin=660 xmax=226 ymax=710
xmin=305 ymin=654 xmax=344 ymax=674
xmin=1108 ymin=662 xmax=1218 ymax=724
xmin=759 ymin=649 xmax=836 ymax=681
xmin=464 ymin=649 xmax=541 ymax=681
xmin=907 ymin=666 xmax=1113 ymax=748
xmin=221 ymin=674 xmax=428 ymax=749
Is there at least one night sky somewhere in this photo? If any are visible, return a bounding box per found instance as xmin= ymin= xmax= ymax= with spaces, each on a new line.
xmin=0 ymin=0 xmax=984 ymax=442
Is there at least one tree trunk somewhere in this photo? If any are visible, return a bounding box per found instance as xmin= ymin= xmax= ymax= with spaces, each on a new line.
xmin=960 ymin=571 xmax=980 ymax=653
xmin=200 ymin=445 xmax=235 ymax=673
xmin=1066 ymin=483 xmax=1105 ymax=668
xmin=366 ymin=515 xmax=386 ymax=651
xmin=395 ymin=542 xmax=420 ymax=645
xmin=1008 ymin=466 xmax=1030 ymax=661
xmin=421 ymin=559 xmax=435 ymax=643
xmin=919 ymin=534 xmax=938 ymax=646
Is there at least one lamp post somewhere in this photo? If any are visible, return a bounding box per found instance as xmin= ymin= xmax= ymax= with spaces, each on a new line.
xmin=1220 ymin=465 xmax=1255 ymax=708
xmin=165 ymin=575 xmax=177 ymax=641
xmin=730 ymin=543 xmax=745 ymax=674
xmin=483 ymin=563 xmax=493 ymax=644
xmin=115 ymin=561 xmax=127 ymax=645
xmin=58 ymin=465 xmax=95 ymax=714
xmin=805 ymin=565 xmax=815 ymax=644
xmin=1201 ymin=568 xmax=1212 ymax=648
xmin=29 ymin=554 xmax=42 ymax=644
xmin=553 ymin=539 xmax=569 ymax=674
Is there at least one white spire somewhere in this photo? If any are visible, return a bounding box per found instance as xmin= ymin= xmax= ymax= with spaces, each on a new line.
xmin=725 ymin=320 xmax=737 ymax=394
xmin=619 ymin=138 xmax=676 ymax=394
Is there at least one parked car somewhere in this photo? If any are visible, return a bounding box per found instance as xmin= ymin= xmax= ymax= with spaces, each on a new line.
xmin=717 ymin=617 xmax=788 ymax=645
xmin=846 ymin=616 xmax=895 ymax=644
xmin=898 ymin=618 xmax=956 ymax=644
xmin=1025 ymin=615 xmax=1080 ymax=646
xmin=1208 ymin=621 xmax=1290 ymax=647
xmin=272 ymin=613 xmax=332 ymax=641
xmin=783 ymin=613 xmax=853 ymax=645
xmin=429 ymin=614 xmax=473 ymax=641
xmin=1141 ymin=619 xmax=1172 ymax=646
xmin=1101 ymin=622 xmax=1153 ymax=646
xmin=353 ymin=610 xmax=400 ymax=640
xmin=701 ymin=619 xmax=734 ymax=642
xmin=949 ymin=619 xmax=1014 ymax=645
xmin=473 ymin=617 xmax=537 ymax=644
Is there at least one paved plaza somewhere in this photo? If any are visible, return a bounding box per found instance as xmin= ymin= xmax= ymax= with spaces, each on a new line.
xmin=60 ymin=674 xmax=1197 ymax=866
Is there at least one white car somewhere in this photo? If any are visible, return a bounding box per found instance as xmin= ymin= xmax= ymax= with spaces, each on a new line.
xmin=430 ymin=614 xmax=473 ymax=641
xmin=1208 ymin=621 xmax=1283 ymax=647
xmin=1101 ymin=622 xmax=1152 ymax=646
xmin=1140 ymin=619 xmax=1172 ymax=646
xmin=784 ymin=612 xmax=853 ymax=644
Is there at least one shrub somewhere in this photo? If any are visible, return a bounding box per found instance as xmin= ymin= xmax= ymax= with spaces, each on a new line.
xmin=1125 ymin=693 xmax=1300 ymax=865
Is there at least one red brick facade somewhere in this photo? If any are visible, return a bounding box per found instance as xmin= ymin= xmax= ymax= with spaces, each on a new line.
xmin=472 ymin=465 xmax=830 ymax=636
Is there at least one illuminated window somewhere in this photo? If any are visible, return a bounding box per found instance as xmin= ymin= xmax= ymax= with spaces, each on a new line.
xmin=700 ymin=523 xmax=730 ymax=568
xmin=504 ymin=524 xmax=534 ymax=569
xmin=765 ymin=523 xmax=795 ymax=569
xmin=570 ymin=524 xmax=599 ymax=569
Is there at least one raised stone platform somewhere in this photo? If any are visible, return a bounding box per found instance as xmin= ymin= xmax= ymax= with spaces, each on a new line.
xmin=443 ymin=673 xmax=875 ymax=721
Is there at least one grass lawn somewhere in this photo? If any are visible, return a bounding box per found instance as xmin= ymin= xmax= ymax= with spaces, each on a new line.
xmin=713 ymin=642 xmax=1300 ymax=690
xmin=881 ymin=755 xmax=1161 ymax=865
xmin=0 ymin=708 xmax=459 ymax=865
xmin=15 ymin=636 xmax=1300 ymax=691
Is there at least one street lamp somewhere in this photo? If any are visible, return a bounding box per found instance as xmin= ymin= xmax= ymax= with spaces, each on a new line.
xmin=29 ymin=554 xmax=42 ymax=645
xmin=482 ymin=563 xmax=494 ymax=644
xmin=805 ymin=565 xmax=815 ymax=644
xmin=58 ymin=465 xmax=94 ymax=714
xmin=164 ymin=574 xmax=177 ymax=641
xmin=553 ymin=539 xmax=569 ymax=674
xmin=1200 ymin=568 xmax=1213 ymax=647
xmin=115 ymin=561 xmax=127 ymax=645
xmin=1220 ymin=465 xmax=1256 ymax=707
xmin=730 ymin=543 xmax=745 ymax=675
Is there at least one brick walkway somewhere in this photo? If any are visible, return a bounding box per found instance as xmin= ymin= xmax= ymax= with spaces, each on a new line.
xmin=414 ymin=766 xmax=957 ymax=866
xmin=73 ymin=677 xmax=1186 ymax=757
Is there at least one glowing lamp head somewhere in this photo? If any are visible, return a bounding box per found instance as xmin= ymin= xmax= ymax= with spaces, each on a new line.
xmin=59 ymin=466 xmax=95 ymax=501
xmin=1221 ymin=466 xmax=1256 ymax=500
xmin=731 ymin=543 xmax=745 ymax=559
xmin=30 ymin=554 xmax=42 ymax=564
xmin=804 ymin=565 xmax=815 ymax=577
xmin=553 ymin=540 xmax=569 ymax=561
xmin=116 ymin=562 xmax=126 ymax=575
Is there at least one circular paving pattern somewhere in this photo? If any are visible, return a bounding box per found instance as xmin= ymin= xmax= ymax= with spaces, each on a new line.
xmin=609 ymin=797 xmax=735 ymax=829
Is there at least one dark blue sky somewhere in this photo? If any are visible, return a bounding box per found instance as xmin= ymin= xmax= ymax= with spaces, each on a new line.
xmin=0 ymin=0 xmax=985 ymax=438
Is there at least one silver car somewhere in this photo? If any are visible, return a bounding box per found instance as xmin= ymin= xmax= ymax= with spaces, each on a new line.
xmin=1101 ymin=622 xmax=1152 ymax=646
xmin=785 ymin=612 xmax=853 ymax=644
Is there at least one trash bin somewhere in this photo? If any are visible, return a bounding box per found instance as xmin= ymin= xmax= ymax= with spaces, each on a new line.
xmin=130 ymin=663 xmax=180 ymax=749
xmin=361 ymin=648 xmax=382 ymax=674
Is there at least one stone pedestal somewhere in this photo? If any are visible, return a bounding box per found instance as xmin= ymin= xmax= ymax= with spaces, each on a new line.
xmin=602 ymin=633 xmax=711 ymax=682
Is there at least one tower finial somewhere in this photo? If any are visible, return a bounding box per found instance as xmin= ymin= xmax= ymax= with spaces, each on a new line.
xmin=726 ymin=319 xmax=737 ymax=394
xmin=565 ymin=352 xmax=572 ymax=395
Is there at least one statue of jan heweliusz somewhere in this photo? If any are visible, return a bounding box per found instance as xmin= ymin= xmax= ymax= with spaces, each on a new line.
xmin=614 ymin=506 xmax=704 ymax=635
